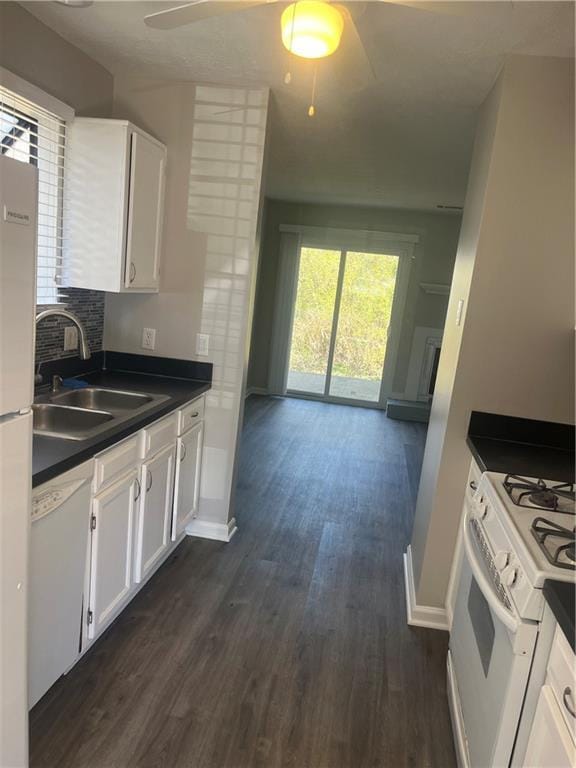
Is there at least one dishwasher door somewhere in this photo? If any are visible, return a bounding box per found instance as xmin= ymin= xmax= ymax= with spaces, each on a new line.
xmin=29 ymin=461 xmax=93 ymax=708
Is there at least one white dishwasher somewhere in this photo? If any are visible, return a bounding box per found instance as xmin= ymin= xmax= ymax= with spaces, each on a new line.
xmin=29 ymin=460 xmax=93 ymax=708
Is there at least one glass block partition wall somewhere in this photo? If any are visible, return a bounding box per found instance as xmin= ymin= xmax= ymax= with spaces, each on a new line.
xmin=187 ymin=85 xmax=269 ymax=536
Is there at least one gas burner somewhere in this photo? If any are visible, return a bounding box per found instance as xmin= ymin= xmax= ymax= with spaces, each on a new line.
xmin=531 ymin=517 xmax=576 ymax=571
xmin=503 ymin=475 xmax=575 ymax=516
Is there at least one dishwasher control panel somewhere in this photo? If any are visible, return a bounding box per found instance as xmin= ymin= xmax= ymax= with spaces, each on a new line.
xmin=32 ymin=479 xmax=87 ymax=522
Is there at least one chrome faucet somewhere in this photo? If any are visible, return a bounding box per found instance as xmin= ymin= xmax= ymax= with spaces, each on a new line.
xmin=35 ymin=308 xmax=91 ymax=360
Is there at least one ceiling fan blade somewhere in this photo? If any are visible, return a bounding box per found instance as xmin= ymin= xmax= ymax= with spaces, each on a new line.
xmin=144 ymin=0 xmax=272 ymax=30
xmin=336 ymin=5 xmax=377 ymax=87
xmin=380 ymin=0 xmax=483 ymax=16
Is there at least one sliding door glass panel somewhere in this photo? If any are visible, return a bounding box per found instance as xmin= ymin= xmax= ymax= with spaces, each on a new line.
xmin=287 ymin=247 xmax=341 ymax=394
xmin=329 ymin=251 xmax=399 ymax=402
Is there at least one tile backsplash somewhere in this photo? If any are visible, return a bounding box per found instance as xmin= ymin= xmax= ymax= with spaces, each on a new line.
xmin=35 ymin=288 xmax=105 ymax=363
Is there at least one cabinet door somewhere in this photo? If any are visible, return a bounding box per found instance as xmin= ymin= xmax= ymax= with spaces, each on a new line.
xmin=172 ymin=422 xmax=204 ymax=540
xmin=124 ymin=131 xmax=166 ymax=291
xmin=523 ymin=686 xmax=576 ymax=767
xmin=135 ymin=444 xmax=175 ymax=583
xmin=88 ymin=469 xmax=139 ymax=639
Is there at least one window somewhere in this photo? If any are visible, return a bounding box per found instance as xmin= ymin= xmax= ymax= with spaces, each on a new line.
xmin=0 ymin=85 xmax=67 ymax=305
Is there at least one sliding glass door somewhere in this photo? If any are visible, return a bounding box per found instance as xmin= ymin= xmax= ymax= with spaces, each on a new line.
xmin=287 ymin=245 xmax=401 ymax=405
xmin=286 ymin=247 xmax=341 ymax=395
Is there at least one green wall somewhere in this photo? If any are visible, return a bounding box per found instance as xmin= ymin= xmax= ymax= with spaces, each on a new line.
xmin=247 ymin=199 xmax=462 ymax=394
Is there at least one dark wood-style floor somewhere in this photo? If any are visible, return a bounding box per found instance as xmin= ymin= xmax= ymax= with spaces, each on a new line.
xmin=30 ymin=396 xmax=456 ymax=768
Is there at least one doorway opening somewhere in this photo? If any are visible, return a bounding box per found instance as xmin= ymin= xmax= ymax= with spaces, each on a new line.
xmin=286 ymin=245 xmax=401 ymax=405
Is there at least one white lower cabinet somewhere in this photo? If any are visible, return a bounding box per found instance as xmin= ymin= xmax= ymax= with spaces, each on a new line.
xmin=523 ymin=686 xmax=575 ymax=767
xmin=88 ymin=468 xmax=139 ymax=639
xmin=172 ymin=421 xmax=203 ymax=540
xmin=135 ymin=443 xmax=176 ymax=583
xmin=30 ymin=394 xmax=205 ymax=702
xmin=521 ymin=625 xmax=576 ymax=768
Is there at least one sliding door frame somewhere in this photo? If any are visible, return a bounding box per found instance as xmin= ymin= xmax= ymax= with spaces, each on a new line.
xmin=280 ymin=225 xmax=419 ymax=409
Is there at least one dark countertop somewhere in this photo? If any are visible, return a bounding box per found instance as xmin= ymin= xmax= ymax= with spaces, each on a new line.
xmin=466 ymin=436 xmax=575 ymax=482
xmin=467 ymin=410 xmax=574 ymax=483
xmin=543 ymin=580 xmax=575 ymax=652
xmin=33 ymin=370 xmax=210 ymax=487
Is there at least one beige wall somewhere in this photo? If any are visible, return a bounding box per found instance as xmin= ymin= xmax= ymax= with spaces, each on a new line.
xmin=248 ymin=199 xmax=462 ymax=393
xmin=0 ymin=3 xmax=112 ymax=116
xmin=411 ymin=54 xmax=575 ymax=609
xmin=105 ymin=78 xmax=269 ymax=530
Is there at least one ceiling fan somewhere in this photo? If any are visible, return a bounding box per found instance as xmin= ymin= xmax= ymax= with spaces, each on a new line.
xmin=142 ymin=0 xmax=465 ymax=103
xmin=55 ymin=0 xmax=474 ymax=114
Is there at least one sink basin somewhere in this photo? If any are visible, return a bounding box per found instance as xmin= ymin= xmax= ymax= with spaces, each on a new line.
xmin=33 ymin=404 xmax=114 ymax=441
xmin=34 ymin=385 xmax=170 ymax=442
xmin=53 ymin=387 xmax=154 ymax=412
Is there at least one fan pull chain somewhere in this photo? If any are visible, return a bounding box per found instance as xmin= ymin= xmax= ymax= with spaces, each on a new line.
xmin=308 ymin=63 xmax=318 ymax=117
xmin=284 ymin=1 xmax=298 ymax=85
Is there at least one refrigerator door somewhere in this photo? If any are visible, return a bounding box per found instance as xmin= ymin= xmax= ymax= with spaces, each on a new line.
xmin=0 ymin=155 xmax=37 ymax=417
xmin=0 ymin=411 xmax=32 ymax=768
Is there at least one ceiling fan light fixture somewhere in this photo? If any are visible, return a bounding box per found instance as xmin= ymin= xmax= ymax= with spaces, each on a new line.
xmin=281 ymin=1 xmax=344 ymax=60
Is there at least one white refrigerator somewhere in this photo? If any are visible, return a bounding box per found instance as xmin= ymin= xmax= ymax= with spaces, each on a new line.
xmin=0 ymin=155 xmax=37 ymax=768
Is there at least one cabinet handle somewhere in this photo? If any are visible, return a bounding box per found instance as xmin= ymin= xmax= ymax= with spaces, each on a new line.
xmin=146 ymin=469 xmax=153 ymax=493
xmin=563 ymin=687 xmax=576 ymax=718
xmin=469 ymin=480 xmax=478 ymax=492
xmin=129 ymin=262 xmax=136 ymax=283
xmin=191 ymin=411 xmax=199 ymax=418
xmin=180 ymin=443 xmax=187 ymax=462
xmin=134 ymin=478 xmax=141 ymax=502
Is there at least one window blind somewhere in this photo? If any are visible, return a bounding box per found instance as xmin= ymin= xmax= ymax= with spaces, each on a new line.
xmin=0 ymin=85 xmax=66 ymax=305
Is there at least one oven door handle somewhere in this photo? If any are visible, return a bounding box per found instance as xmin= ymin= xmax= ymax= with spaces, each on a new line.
xmin=462 ymin=511 xmax=520 ymax=635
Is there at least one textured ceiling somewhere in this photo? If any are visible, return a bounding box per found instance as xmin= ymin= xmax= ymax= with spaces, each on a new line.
xmin=22 ymin=1 xmax=575 ymax=210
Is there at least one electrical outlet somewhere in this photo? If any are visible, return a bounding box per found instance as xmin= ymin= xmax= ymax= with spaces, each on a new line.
xmin=196 ymin=333 xmax=209 ymax=356
xmin=142 ymin=328 xmax=156 ymax=351
xmin=64 ymin=326 xmax=78 ymax=351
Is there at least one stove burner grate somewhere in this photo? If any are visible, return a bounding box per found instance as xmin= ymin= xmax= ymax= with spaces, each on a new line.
xmin=503 ymin=475 xmax=575 ymax=515
xmin=531 ymin=517 xmax=576 ymax=571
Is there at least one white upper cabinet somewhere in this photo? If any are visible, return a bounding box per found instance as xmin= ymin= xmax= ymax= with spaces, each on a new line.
xmin=63 ymin=118 xmax=166 ymax=293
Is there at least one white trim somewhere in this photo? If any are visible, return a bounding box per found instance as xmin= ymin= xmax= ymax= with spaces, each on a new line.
xmin=279 ymin=223 xmax=420 ymax=249
xmin=403 ymin=545 xmax=449 ymax=631
xmin=0 ymin=67 xmax=74 ymax=121
xmin=186 ymin=517 xmax=237 ymax=542
xmin=420 ymin=282 xmax=450 ymax=296
xmin=404 ymin=326 xmax=443 ymax=402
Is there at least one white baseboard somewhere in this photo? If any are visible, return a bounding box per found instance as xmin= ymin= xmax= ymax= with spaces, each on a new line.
xmin=403 ymin=545 xmax=449 ymax=631
xmin=245 ymin=387 xmax=268 ymax=398
xmin=186 ymin=516 xmax=238 ymax=542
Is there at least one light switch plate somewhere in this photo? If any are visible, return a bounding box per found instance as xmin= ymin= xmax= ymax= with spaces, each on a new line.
xmin=64 ymin=326 xmax=78 ymax=351
xmin=456 ymin=299 xmax=464 ymax=326
xmin=142 ymin=328 xmax=156 ymax=351
xmin=196 ymin=333 xmax=210 ymax=356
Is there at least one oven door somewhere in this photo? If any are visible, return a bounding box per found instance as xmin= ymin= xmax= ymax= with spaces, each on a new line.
xmin=449 ymin=507 xmax=538 ymax=768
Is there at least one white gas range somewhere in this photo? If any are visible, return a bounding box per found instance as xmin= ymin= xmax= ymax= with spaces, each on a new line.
xmin=475 ymin=473 xmax=574 ymax=620
xmin=448 ymin=469 xmax=575 ymax=768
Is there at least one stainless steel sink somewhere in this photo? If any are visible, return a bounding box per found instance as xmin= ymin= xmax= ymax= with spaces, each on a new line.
xmin=52 ymin=387 xmax=154 ymax=412
xmin=32 ymin=404 xmax=114 ymax=441
xmin=33 ymin=386 xmax=170 ymax=441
